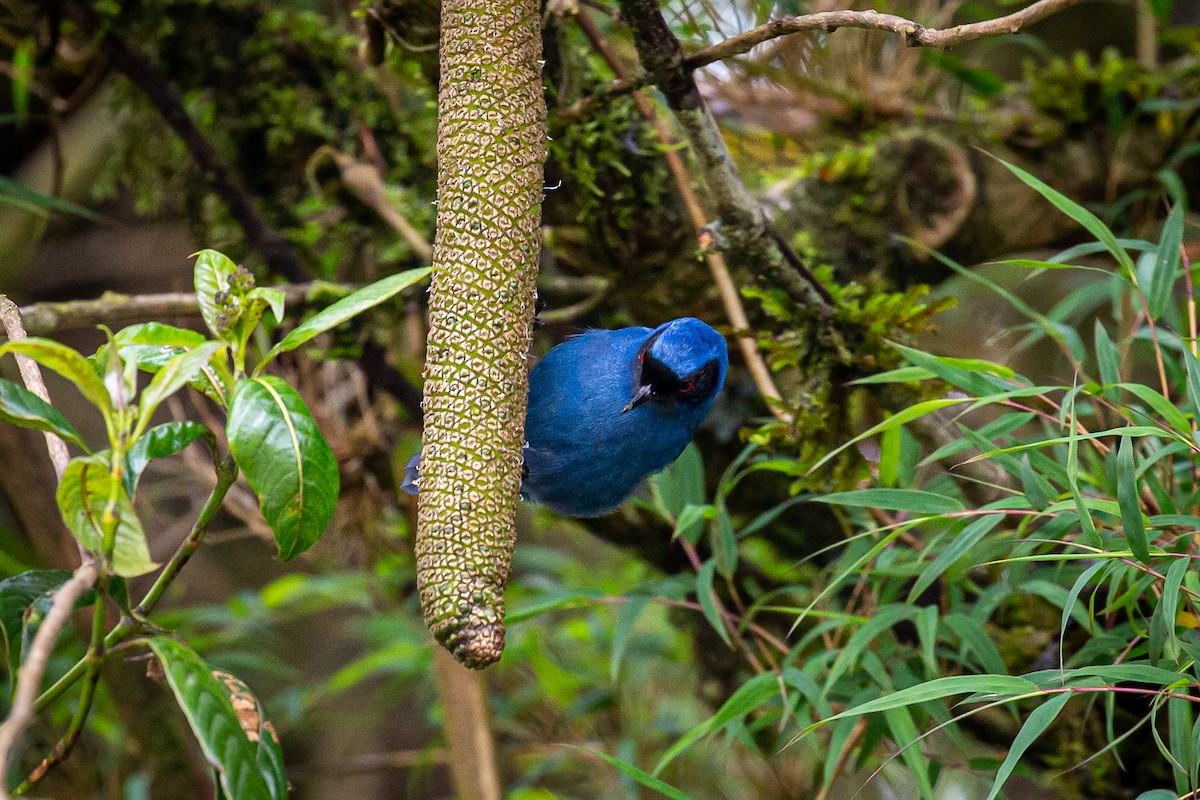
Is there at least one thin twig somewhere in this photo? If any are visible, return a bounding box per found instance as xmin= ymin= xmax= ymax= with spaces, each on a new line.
xmin=0 ymin=563 xmax=99 ymax=800
xmin=0 ymin=297 xmax=71 ymax=481
xmin=686 ymin=0 xmax=1084 ymax=69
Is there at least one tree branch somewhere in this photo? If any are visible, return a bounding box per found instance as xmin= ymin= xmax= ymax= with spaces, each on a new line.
xmin=686 ymin=0 xmax=1084 ymax=69
xmin=0 ymin=563 xmax=99 ymax=800
xmin=0 ymin=297 xmax=71 ymax=482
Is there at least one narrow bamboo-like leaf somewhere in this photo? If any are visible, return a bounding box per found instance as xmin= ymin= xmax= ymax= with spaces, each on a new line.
xmin=126 ymin=421 xmax=209 ymax=495
xmin=986 ymin=692 xmax=1072 ymax=800
xmin=712 ymin=501 xmax=737 ymax=579
xmin=261 ymin=267 xmax=431 ymax=366
xmin=610 ymin=594 xmax=651 ymax=681
xmin=807 ymin=397 xmax=973 ymax=474
xmin=0 ymin=570 xmax=93 ymax=691
xmin=1018 ymin=454 xmax=1052 ymax=511
xmin=227 ymin=376 xmax=340 ymax=559
xmin=1119 ymin=384 xmax=1191 ymax=436
xmin=0 ymin=338 xmax=111 ymax=416
xmin=882 ymin=705 xmax=934 ymax=800
xmin=695 ymin=560 xmax=730 ymax=646
xmin=583 ymin=749 xmax=695 ymax=800
xmin=1168 ymin=697 xmax=1193 ymax=795
xmin=136 ymin=342 xmax=224 ymax=433
xmin=194 ymin=250 xmax=238 ymax=342
xmin=1147 ymin=201 xmax=1184 ymax=320
xmin=57 ymin=453 xmax=155 ymax=576
xmin=995 ymin=158 xmax=1135 ymax=274
xmin=1117 ymin=437 xmax=1151 ymax=563
xmin=943 ymin=613 xmax=1007 ymax=674
xmin=1182 ymin=348 xmax=1200 ymax=425
xmin=0 ymin=378 xmax=88 ymax=450
xmin=1150 ymin=556 xmax=1190 ymax=665
xmin=825 ymin=604 xmax=913 ymax=689
xmin=816 ymin=488 xmax=963 ymax=515
xmin=798 ymin=675 xmax=1038 ymax=737
xmin=1059 ymin=560 xmax=1109 ymax=672
xmin=148 ymin=637 xmax=286 ymax=800
xmin=654 ymin=671 xmax=779 ymax=774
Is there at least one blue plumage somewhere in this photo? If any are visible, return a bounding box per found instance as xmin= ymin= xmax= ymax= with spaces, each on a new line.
xmin=402 ymin=317 xmax=728 ymax=517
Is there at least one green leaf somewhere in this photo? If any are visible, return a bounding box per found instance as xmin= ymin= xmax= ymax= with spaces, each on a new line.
xmin=883 ymin=705 xmax=934 ymax=800
xmin=1018 ymin=454 xmax=1052 ymax=511
xmin=1117 ymin=437 xmax=1150 ymax=564
xmin=227 ymin=377 xmax=340 ymax=560
xmin=136 ymin=343 xmax=225 ymax=434
xmin=126 ymin=421 xmax=209 ymax=496
xmin=1147 ymin=201 xmax=1184 ymax=320
xmin=654 ymin=671 xmax=779 ymax=774
xmin=1182 ymin=349 xmax=1200 ymax=426
xmin=798 ymin=675 xmax=1037 ymax=737
xmin=260 ymin=267 xmax=431 ymax=366
xmin=650 ymin=443 xmax=706 ymax=520
xmin=816 ymin=488 xmax=963 ymax=515
xmin=0 ymin=378 xmax=88 ymax=450
xmin=711 ymin=501 xmax=737 ymax=578
xmin=986 ymin=692 xmax=1072 ymax=800
xmin=0 ymin=338 xmax=112 ymax=417
xmin=1150 ymin=556 xmax=1189 ymax=665
xmin=995 ymin=158 xmax=1135 ymax=275
xmin=696 ymin=560 xmax=730 ymax=646
xmin=582 ymin=749 xmax=695 ymax=800
xmin=672 ymin=503 xmax=710 ymax=544
xmin=57 ymin=454 xmax=155 ymax=577
xmin=250 ymin=287 xmax=286 ymax=324
xmin=114 ymin=322 xmax=208 ymax=350
xmin=1119 ymin=383 xmax=1191 ymax=436
xmin=610 ymin=594 xmax=651 ymax=681
xmin=0 ymin=570 xmax=93 ymax=692
xmin=194 ymin=250 xmax=239 ymax=341
xmin=908 ymin=514 xmax=1003 ymax=602
xmin=148 ymin=637 xmax=286 ymax=800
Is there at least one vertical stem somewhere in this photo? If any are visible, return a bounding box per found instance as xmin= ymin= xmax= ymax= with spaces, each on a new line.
xmin=431 ymin=646 xmax=503 ymax=800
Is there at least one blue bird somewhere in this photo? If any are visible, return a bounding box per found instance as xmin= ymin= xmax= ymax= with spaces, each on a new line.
xmin=402 ymin=317 xmax=728 ymax=517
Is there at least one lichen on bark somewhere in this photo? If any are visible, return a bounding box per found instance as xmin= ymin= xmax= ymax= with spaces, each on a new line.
xmin=415 ymin=0 xmax=546 ymax=668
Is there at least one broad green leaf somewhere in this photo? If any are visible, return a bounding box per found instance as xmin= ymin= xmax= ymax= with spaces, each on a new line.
xmin=650 ymin=443 xmax=706 ymax=520
xmin=114 ymin=322 xmax=208 ymax=350
xmin=816 ymin=488 xmax=963 ymax=515
xmin=654 ymin=671 xmax=779 ymax=774
xmin=109 ymin=323 xmax=231 ymax=405
xmin=610 ymin=594 xmax=651 ymax=681
xmin=995 ymin=158 xmax=1135 ymax=275
xmin=126 ymin=421 xmax=210 ymax=496
xmin=1117 ymin=437 xmax=1150 ymax=564
xmin=0 ymin=570 xmax=94 ymax=692
xmin=136 ymin=342 xmax=224 ymax=433
xmin=148 ymin=637 xmax=286 ymax=800
xmin=986 ymin=692 xmax=1072 ymax=800
xmin=261 ymin=267 xmax=431 ymax=366
xmin=0 ymin=338 xmax=111 ymax=417
xmin=250 ymin=287 xmax=286 ymax=324
xmin=1135 ymin=791 xmax=1181 ymax=800
xmin=227 ymin=377 xmax=340 ymax=560
xmin=194 ymin=250 xmax=238 ymax=341
xmin=57 ymin=453 xmax=155 ymax=577
xmin=1147 ymin=201 xmax=1184 ymax=320
xmin=582 ymin=749 xmax=695 ymax=800
xmin=0 ymin=378 xmax=88 ymax=450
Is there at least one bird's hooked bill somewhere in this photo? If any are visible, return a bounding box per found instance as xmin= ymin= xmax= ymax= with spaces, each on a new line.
xmin=621 ymin=383 xmax=653 ymax=414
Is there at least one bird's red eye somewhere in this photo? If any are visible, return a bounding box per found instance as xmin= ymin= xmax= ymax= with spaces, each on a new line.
xmin=639 ymin=353 xmax=645 ymax=364
xmin=680 ymin=380 xmax=694 ymax=393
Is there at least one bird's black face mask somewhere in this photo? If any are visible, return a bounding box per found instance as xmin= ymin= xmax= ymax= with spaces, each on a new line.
xmin=623 ymin=340 xmax=720 ymax=414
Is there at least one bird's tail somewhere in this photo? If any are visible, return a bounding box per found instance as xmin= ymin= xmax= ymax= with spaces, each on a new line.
xmin=400 ymin=452 xmax=421 ymax=495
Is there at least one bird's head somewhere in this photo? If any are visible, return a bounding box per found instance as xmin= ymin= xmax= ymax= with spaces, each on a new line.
xmin=622 ymin=317 xmax=728 ymax=414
